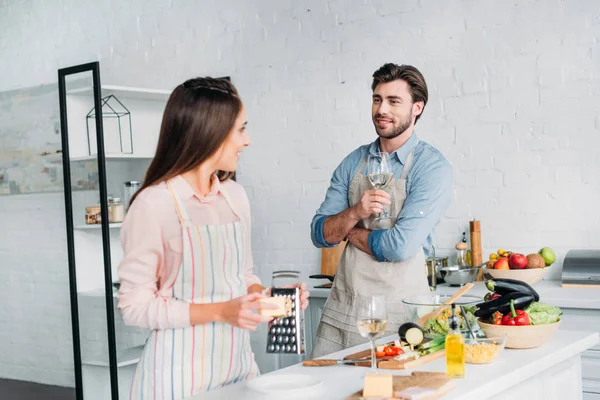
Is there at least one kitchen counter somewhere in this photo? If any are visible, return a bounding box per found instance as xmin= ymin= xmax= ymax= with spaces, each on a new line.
xmin=309 ymin=280 xmax=600 ymax=310
xmin=197 ymin=329 xmax=599 ymax=399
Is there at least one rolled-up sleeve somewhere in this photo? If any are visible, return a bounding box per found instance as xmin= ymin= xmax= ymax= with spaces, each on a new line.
xmin=117 ymin=198 xmax=191 ymax=330
xmin=369 ymin=158 xmax=453 ymax=262
xmin=310 ymin=150 xmax=359 ymax=248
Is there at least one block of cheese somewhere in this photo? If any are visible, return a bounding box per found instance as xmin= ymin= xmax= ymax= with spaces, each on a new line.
xmin=258 ymin=296 xmax=288 ymax=317
xmin=362 ymin=372 xmax=393 ymax=398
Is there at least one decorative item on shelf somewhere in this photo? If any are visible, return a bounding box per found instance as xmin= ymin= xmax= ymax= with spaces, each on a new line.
xmin=108 ymin=197 xmax=125 ymax=223
xmin=124 ymin=180 xmax=141 ymax=210
xmin=86 ymin=94 xmax=133 ymax=156
xmin=85 ymin=206 xmax=101 ymax=224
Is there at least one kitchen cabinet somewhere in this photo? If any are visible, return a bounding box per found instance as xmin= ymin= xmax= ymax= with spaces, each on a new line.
xmin=558 ymin=307 xmax=600 ymax=397
xmin=305 ymin=295 xmax=327 ymax=358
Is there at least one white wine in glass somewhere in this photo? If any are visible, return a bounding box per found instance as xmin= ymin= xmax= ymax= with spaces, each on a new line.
xmin=367 ymin=152 xmax=393 ymax=220
xmin=356 ymin=294 xmax=388 ymax=371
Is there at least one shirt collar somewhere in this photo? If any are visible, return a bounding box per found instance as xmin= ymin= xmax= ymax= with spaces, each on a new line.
xmin=369 ymin=132 xmax=419 ymax=165
xmin=172 ymin=174 xmax=221 ymax=202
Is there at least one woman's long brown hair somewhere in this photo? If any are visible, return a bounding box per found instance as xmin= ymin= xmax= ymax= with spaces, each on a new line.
xmin=130 ymin=77 xmax=241 ymax=205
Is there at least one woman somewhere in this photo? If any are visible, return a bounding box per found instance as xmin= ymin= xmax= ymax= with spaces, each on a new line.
xmin=117 ymin=77 xmax=309 ymax=399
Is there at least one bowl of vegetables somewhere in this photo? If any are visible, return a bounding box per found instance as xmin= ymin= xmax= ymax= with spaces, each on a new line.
xmin=475 ymin=277 xmax=563 ymax=349
xmin=464 ymin=336 xmax=507 ymax=364
xmin=402 ymin=294 xmax=484 ymax=339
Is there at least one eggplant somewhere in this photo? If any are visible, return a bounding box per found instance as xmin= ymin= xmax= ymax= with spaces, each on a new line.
xmin=485 ymin=278 xmax=540 ymax=301
xmin=397 ymin=323 xmax=424 ymax=347
xmin=474 ymin=292 xmax=535 ymax=319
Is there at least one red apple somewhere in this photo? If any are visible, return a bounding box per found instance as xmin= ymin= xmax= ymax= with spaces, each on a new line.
xmin=494 ymin=257 xmax=510 ymax=270
xmin=509 ymin=253 xmax=528 ymax=270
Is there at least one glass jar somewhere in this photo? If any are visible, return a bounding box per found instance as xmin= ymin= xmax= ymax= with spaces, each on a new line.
xmin=124 ymin=181 xmax=141 ymax=210
xmin=108 ymin=197 xmax=125 ymax=223
xmin=85 ymin=206 xmax=101 ymax=224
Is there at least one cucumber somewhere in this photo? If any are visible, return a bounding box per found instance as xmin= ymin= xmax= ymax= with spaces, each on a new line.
xmin=485 ymin=278 xmax=540 ymax=301
xmin=474 ymin=292 xmax=535 ymax=319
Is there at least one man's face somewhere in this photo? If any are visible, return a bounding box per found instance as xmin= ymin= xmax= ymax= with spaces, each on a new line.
xmin=371 ymin=80 xmax=422 ymax=139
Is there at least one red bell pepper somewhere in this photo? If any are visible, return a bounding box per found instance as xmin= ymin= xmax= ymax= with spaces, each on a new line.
xmin=501 ymin=299 xmax=531 ymax=326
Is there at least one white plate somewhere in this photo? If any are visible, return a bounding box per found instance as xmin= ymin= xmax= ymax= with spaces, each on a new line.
xmin=247 ymin=374 xmax=323 ymax=394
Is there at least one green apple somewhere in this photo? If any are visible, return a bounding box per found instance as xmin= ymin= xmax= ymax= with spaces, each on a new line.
xmin=538 ymin=247 xmax=556 ymax=266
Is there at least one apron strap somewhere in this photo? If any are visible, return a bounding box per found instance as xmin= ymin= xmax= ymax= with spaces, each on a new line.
xmin=219 ymin=183 xmax=242 ymax=222
xmin=167 ymin=180 xmax=192 ymax=225
xmin=399 ymin=140 xmax=419 ymax=180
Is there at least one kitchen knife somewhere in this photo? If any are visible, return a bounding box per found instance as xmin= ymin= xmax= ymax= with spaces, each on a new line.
xmin=302 ymin=359 xmax=370 ymax=366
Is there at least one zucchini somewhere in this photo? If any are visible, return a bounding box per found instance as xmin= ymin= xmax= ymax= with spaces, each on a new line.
xmin=397 ymin=323 xmax=424 ymax=347
xmin=474 ymin=292 xmax=535 ymax=319
xmin=485 ymin=278 xmax=540 ymax=301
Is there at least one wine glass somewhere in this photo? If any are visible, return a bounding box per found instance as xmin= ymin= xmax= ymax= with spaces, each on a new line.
xmin=356 ymin=294 xmax=388 ymax=371
xmin=367 ymin=152 xmax=393 ymax=220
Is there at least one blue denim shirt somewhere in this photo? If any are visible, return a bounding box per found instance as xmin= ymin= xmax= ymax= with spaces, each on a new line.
xmin=310 ymin=133 xmax=453 ymax=262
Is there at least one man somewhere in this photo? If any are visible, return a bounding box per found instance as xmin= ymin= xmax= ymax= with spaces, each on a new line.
xmin=310 ymin=63 xmax=453 ymax=357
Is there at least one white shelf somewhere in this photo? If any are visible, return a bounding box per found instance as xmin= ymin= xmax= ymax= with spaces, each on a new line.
xmin=70 ymin=154 xmax=153 ymax=162
xmin=78 ymin=287 xmax=118 ymax=297
xmin=82 ymin=345 xmax=145 ymax=368
xmin=67 ymin=85 xmax=171 ymax=101
xmin=74 ymin=223 xmax=123 ymax=230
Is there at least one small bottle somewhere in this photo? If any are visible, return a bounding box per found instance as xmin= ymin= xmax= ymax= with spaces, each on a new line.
xmin=445 ymin=303 xmax=465 ymax=378
xmin=455 ymin=233 xmax=469 ymax=267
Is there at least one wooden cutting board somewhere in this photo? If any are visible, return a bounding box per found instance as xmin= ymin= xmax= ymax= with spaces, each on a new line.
xmin=346 ymin=371 xmax=455 ymax=400
xmin=343 ymin=347 xmax=445 ymax=369
xmin=321 ymin=241 xmax=347 ymax=276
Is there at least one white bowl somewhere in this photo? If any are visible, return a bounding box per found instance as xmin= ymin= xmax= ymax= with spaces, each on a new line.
xmin=478 ymin=319 xmax=561 ymax=349
xmin=484 ymin=267 xmax=548 ymax=285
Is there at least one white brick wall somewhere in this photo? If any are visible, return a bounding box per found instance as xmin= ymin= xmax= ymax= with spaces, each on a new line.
xmin=2 ymin=0 xmax=600 ymax=386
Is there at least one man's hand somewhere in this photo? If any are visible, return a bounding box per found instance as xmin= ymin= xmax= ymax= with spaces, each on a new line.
xmin=351 ymin=190 xmax=391 ymax=220
xmin=346 ymin=227 xmax=373 ymax=255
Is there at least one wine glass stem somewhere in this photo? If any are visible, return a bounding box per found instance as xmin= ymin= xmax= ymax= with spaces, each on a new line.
xmin=370 ymin=339 xmax=376 ymax=371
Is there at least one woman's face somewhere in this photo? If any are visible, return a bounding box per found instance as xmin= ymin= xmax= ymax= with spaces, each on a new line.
xmin=215 ymin=104 xmax=250 ymax=172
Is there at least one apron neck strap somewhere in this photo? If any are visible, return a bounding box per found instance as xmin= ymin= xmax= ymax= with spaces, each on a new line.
xmin=167 ymin=180 xmax=192 ymax=224
xmin=399 ymin=140 xmax=419 ymax=180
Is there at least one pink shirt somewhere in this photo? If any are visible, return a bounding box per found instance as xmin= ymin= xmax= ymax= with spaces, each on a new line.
xmin=117 ymin=175 xmax=262 ymax=330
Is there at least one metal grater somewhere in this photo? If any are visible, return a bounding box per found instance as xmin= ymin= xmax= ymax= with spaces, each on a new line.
xmin=265 ymin=286 xmax=305 ymax=354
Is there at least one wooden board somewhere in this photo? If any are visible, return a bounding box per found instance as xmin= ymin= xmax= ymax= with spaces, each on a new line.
xmin=343 ymin=347 xmax=445 ymax=370
xmin=321 ymin=241 xmax=347 ymax=276
xmin=345 ymin=371 xmax=455 ymax=400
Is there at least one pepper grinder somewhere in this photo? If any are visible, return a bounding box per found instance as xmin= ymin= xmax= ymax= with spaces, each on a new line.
xmin=470 ymin=219 xmax=483 ymax=280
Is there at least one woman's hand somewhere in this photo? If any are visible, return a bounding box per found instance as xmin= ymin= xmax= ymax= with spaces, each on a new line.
xmin=265 ymin=282 xmax=310 ymax=310
xmin=220 ymin=293 xmax=275 ymax=330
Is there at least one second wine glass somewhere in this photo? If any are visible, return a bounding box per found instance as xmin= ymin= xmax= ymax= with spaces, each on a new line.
xmin=355 ymin=294 xmax=388 ymax=371
xmin=367 ymin=152 xmax=393 ymax=220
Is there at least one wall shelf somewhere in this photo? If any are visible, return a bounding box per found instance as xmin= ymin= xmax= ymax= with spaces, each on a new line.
xmin=74 ymin=223 xmax=123 ymax=230
xmin=70 ymin=154 xmax=153 ymax=162
xmin=67 ymin=85 xmax=171 ymax=101
xmin=82 ymin=346 xmax=144 ymax=368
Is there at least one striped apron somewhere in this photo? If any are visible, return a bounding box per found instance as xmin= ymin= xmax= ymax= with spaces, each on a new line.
xmin=129 ymin=180 xmax=258 ymax=400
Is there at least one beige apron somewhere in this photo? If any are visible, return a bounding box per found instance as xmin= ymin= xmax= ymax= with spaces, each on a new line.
xmin=311 ymin=144 xmax=430 ymax=358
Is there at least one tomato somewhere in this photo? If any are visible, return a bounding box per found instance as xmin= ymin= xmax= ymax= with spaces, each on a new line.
xmin=375 ymin=351 xmax=385 ymax=358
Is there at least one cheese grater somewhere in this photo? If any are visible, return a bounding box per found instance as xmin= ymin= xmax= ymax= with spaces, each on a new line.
xmin=265 ymin=271 xmax=305 ymax=355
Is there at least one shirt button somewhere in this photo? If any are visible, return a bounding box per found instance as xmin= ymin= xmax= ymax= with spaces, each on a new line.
xmin=419 ymin=210 xmax=424 ymax=215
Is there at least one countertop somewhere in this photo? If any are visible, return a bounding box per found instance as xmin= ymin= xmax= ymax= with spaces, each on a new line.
xmin=196 ymin=329 xmax=599 ymax=400
xmin=309 ymin=280 xmax=600 ymax=310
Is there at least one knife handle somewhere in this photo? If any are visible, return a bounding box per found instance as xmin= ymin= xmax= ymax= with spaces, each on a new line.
xmin=302 ymin=359 xmax=338 ymax=367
